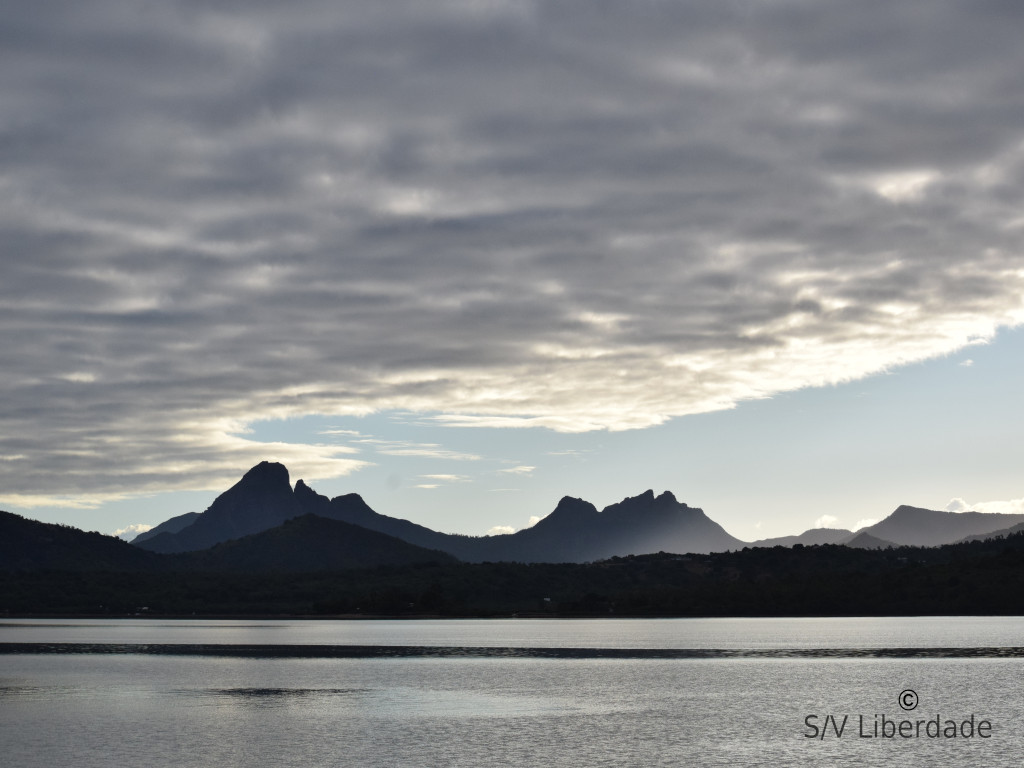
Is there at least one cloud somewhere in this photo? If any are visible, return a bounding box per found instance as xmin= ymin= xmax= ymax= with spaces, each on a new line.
xmin=814 ymin=515 xmax=840 ymax=529
xmin=112 ymin=523 xmax=153 ymax=541
xmin=419 ymin=474 xmax=470 ymax=483
xmin=499 ymin=465 xmax=536 ymax=476
xmin=370 ymin=443 xmax=481 ymax=461
xmin=852 ymin=518 xmax=878 ymax=531
xmin=486 ymin=525 xmax=517 ymax=535
xmin=959 ymin=359 xmax=974 ymax=367
xmin=947 ymin=497 xmax=1024 ymax=515
xmin=4 ymin=0 xmax=1024 ymax=505
xmin=487 ymin=513 xmax=543 ymax=535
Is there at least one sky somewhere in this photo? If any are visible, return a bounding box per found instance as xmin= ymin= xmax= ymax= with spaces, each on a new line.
xmin=3 ymin=0 xmax=1024 ymax=543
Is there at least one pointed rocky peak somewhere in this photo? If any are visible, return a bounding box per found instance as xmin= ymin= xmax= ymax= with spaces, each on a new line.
xmin=656 ymin=490 xmax=678 ymax=504
xmin=533 ymin=496 xmax=599 ymax=529
xmin=601 ymin=490 xmax=653 ymax=514
xmin=236 ymin=461 xmax=291 ymax=491
xmin=553 ymin=495 xmax=599 ymax=515
xmin=294 ymin=478 xmax=331 ymax=513
xmin=294 ymin=478 xmax=322 ymax=500
xmin=328 ymin=492 xmax=376 ymax=517
xmin=331 ymin=491 xmax=368 ymax=504
xmin=211 ymin=462 xmax=296 ymax=511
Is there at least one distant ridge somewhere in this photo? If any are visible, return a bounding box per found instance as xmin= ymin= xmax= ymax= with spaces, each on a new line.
xmin=958 ymin=520 xmax=1024 ymax=544
xmin=856 ymin=505 xmax=1024 ymax=547
xmin=131 ymin=462 xmax=1024 ymax=562
xmin=466 ymin=490 xmax=744 ymax=562
xmin=843 ymin=531 xmax=897 ymax=550
xmin=751 ymin=528 xmax=854 ymax=548
xmin=0 ymin=510 xmax=159 ymax=571
xmin=132 ymin=511 xmax=200 ymax=544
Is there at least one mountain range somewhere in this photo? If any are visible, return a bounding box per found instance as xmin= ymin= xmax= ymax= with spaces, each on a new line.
xmin=133 ymin=461 xmax=1024 ymax=561
xmin=133 ymin=462 xmax=745 ymax=562
xmin=6 ymin=461 xmax=1024 ymax=573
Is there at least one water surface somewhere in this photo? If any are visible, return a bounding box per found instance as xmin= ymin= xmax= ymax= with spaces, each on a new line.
xmin=2 ymin=617 xmax=1020 ymax=767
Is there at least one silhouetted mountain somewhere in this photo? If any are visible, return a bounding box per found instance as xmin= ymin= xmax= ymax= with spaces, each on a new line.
xmin=129 ymin=463 xmax=1024 ymax=565
xmin=136 ymin=462 xmax=307 ymax=553
xmin=131 ymin=511 xmax=200 ymax=544
xmin=134 ymin=463 xmax=742 ymax=561
xmin=316 ymin=487 xmax=468 ymax=556
xmin=0 ymin=510 xmax=160 ymax=571
xmin=137 ymin=463 xmax=464 ymax=557
xmin=857 ymin=505 xmax=1024 ymax=547
xmin=558 ymin=490 xmax=743 ymax=561
xmin=174 ymin=514 xmax=458 ymax=572
xmin=751 ymin=528 xmax=854 ymax=548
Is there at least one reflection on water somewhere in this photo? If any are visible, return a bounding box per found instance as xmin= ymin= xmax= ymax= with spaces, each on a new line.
xmin=3 ymin=615 xmax=1024 ymax=648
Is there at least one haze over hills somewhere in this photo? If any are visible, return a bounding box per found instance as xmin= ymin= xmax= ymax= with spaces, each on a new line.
xmin=750 ymin=528 xmax=854 ymax=548
xmin=959 ymin=521 xmax=1024 ymax=543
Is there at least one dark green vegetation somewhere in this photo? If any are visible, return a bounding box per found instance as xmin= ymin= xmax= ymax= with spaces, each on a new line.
xmin=4 ymin=510 xmax=1024 ymax=616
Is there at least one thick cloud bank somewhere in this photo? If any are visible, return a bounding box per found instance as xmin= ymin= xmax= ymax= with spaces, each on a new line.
xmin=3 ymin=0 xmax=1024 ymax=503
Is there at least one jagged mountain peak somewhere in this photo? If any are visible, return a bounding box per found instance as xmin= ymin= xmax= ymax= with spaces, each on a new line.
xmin=534 ymin=496 xmax=599 ymax=527
xmin=238 ymin=460 xmax=291 ymax=487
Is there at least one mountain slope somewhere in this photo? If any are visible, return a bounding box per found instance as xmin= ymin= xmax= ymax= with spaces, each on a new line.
xmin=859 ymin=505 xmax=1024 ymax=547
xmin=843 ymin=531 xmax=897 ymax=549
xmin=136 ymin=462 xmax=307 ymax=553
xmin=0 ymin=510 xmax=160 ymax=571
xmin=174 ymin=514 xmax=458 ymax=572
xmin=958 ymin=521 xmax=1024 ymax=543
xmin=585 ymin=490 xmax=743 ymax=560
xmin=131 ymin=511 xmax=200 ymax=544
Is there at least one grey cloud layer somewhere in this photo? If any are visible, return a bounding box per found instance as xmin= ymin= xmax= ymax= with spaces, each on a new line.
xmin=3 ymin=0 xmax=1024 ymax=502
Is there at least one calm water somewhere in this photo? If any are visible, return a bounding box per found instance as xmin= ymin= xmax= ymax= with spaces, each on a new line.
xmin=2 ymin=617 xmax=1022 ymax=766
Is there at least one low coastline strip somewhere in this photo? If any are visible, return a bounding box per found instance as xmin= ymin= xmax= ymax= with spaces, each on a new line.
xmin=3 ymin=643 xmax=1024 ymax=659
